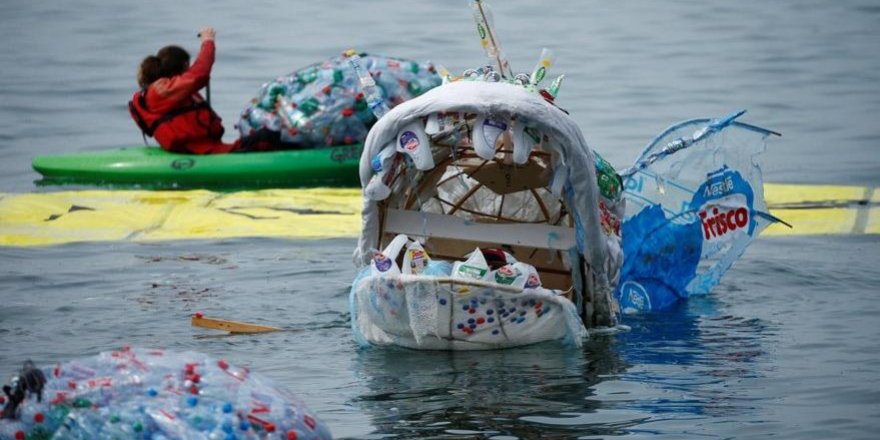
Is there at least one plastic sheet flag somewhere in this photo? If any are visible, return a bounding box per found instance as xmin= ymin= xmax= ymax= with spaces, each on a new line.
xmin=617 ymin=111 xmax=784 ymax=312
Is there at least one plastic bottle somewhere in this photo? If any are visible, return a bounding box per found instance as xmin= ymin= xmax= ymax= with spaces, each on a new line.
xmin=519 ymin=263 xmax=543 ymax=289
xmin=247 ymin=106 xmax=273 ymax=130
xmin=396 ymin=120 xmax=434 ymax=170
xmin=452 ymin=248 xmax=491 ymax=281
xmin=347 ymin=54 xmax=391 ymax=119
xmin=491 ymin=263 xmax=525 ymax=288
xmin=370 ymin=234 xmax=409 ymax=277
xmin=365 ymin=172 xmax=392 ymax=201
xmin=530 ymin=48 xmax=556 ymax=87
xmin=319 ymin=67 xmax=344 ymax=85
xmin=402 ymin=241 xmax=431 ymax=275
xmin=424 ymin=113 xmax=441 ymax=135
xmin=436 ymin=64 xmax=454 ymax=84
xmin=365 ymin=143 xmax=397 ymax=201
xmin=277 ymin=96 xmax=312 ymax=138
xmin=296 ymin=66 xmax=319 ymax=84
xmin=0 ymin=421 xmax=27 ymax=440
xmin=327 ymin=108 xmax=367 ymax=145
xmin=472 ymin=116 xmax=507 ymax=160
xmin=547 ymin=74 xmax=565 ymax=99
xmin=510 ymin=119 xmax=530 ymax=165
xmin=370 ymin=144 xmax=397 ymax=174
xmin=354 ymin=92 xmax=376 ymax=125
xmin=377 ymin=76 xmax=405 ymax=106
xmin=259 ymin=83 xmax=287 ymax=110
xmin=550 ymin=163 xmax=569 ymax=196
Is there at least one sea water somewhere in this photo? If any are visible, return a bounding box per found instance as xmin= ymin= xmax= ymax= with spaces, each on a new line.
xmin=1 ymin=1 xmax=879 ymax=438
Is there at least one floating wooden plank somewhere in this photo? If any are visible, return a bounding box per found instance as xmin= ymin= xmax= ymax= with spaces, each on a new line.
xmin=191 ymin=314 xmax=281 ymax=334
xmin=384 ymin=208 xmax=576 ymax=250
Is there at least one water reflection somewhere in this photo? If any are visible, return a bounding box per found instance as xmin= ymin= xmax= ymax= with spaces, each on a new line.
xmin=351 ymin=341 xmax=622 ymax=439
xmin=349 ymin=294 xmax=773 ymax=439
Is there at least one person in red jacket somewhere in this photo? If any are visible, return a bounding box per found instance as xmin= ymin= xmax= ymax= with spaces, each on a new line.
xmin=130 ymin=27 xmax=288 ymax=154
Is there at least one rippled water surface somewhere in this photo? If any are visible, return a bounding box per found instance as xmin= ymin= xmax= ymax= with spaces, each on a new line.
xmin=1 ymin=0 xmax=879 ymax=438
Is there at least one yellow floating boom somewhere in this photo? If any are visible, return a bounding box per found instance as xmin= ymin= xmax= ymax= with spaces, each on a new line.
xmin=0 ymin=184 xmax=875 ymax=247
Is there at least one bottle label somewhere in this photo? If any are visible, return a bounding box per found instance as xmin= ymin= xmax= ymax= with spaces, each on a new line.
xmin=399 ymin=131 xmax=420 ymax=152
xmin=407 ymin=249 xmax=429 ymax=274
xmin=456 ymin=264 xmax=487 ymax=280
xmin=371 ymin=155 xmax=383 ymax=173
xmin=372 ymin=253 xmax=393 ymax=272
xmin=493 ymin=265 xmax=522 ymax=285
xmin=525 ymin=273 xmax=542 ymax=289
xmin=482 ymin=119 xmax=507 ymax=147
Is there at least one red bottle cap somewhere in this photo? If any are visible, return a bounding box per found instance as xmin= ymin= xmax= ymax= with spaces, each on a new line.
xmin=342 ymin=108 xmax=354 ymax=117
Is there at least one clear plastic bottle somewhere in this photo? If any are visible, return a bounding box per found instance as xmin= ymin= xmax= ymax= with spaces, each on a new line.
xmin=346 ymin=54 xmax=390 ymax=119
xmin=395 ymin=120 xmax=434 ymax=170
xmin=354 ymin=92 xmax=376 ymax=125
xmin=472 ymin=116 xmax=508 ymax=160
xmin=0 ymin=421 xmax=28 ymax=440
xmin=452 ymin=248 xmax=491 ymax=281
xmin=327 ymin=108 xmax=367 ymax=146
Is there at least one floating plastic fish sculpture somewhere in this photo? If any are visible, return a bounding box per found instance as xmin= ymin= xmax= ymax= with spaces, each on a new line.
xmin=617 ymin=110 xmax=784 ymax=312
xmin=0 ymin=347 xmax=331 ymax=439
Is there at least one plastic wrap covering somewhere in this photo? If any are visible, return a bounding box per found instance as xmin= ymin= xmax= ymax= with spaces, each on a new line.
xmin=238 ymin=53 xmax=441 ymax=148
xmin=350 ymin=268 xmax=586 ymax=350
xmin=617 ymin=112 xmax=781 ymax=312
xmin=0 ymin=347 xmax=331 ymax=440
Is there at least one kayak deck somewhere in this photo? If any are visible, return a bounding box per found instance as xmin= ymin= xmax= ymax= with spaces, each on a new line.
xmin=32 ymin=145 xmax=363 ymax=189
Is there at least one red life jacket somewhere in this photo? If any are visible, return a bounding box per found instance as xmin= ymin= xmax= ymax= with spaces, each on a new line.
xmin=128 ymin=89 xmax=226 ymax=154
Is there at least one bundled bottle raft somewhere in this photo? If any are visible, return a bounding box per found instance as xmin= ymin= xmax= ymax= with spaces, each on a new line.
xmin=0 ymin=348 xmax=331 ymax=439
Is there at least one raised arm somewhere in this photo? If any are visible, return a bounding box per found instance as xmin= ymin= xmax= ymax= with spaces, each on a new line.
xmin=151 ymin=28 xmax=216 ymax=103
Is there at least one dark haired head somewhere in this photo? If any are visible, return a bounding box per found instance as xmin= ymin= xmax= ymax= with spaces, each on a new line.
xmin=137 ymin=45 xmax=190 ymax=88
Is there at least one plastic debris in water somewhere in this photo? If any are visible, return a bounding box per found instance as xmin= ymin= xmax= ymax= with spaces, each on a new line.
xmin=0 ymin=347 xmax=332 ymax=439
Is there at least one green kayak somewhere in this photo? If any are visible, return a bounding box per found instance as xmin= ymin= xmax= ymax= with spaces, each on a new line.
xmin=32 ymin=145 xmax=363 ymax=189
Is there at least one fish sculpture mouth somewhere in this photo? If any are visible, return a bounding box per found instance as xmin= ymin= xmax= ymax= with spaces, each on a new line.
xmin=350 ymin=79 xmax=626 ymax=350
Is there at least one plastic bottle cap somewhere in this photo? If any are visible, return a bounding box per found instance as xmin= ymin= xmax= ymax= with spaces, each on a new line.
xmin=34 ymin=412 xmax=44 ymax=423
xmin=355 ymin=92 xmax=364 ymax=101
xmin=342 ymin=108 xmax=354 ymax=117
xmin=15 ymin=431 xmax=25 ymax=440
xmin=194 ymin=312 xmax=203 ymax=319
xmin=287 ymin=430 xmax=299 ymax=440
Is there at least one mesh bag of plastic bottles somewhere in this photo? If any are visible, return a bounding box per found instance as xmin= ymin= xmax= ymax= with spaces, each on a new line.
xmin=238 ymin=52 xmax=441 ymax=148
xmin=0 ymin=347 xmax=331 ymax=439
